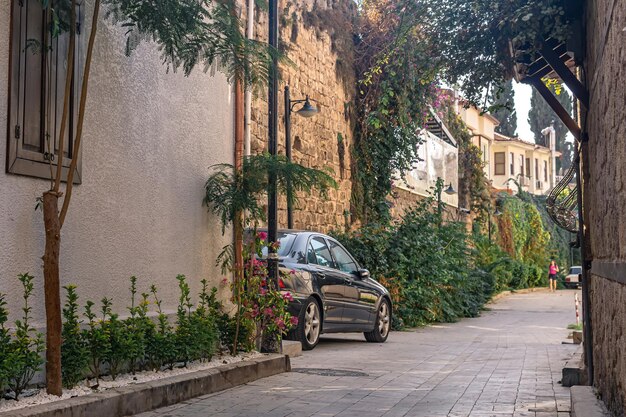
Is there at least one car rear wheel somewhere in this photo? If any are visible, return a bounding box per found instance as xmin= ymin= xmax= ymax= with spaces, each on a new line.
xmin=365 ymin=299 xmax=390 ymax=343
xmin=295 ymin=297 xmax=322 ymax=350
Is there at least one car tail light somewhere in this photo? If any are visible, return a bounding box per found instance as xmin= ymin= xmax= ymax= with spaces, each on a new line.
xmin=278 ymin=278 xmax=285 ymax=289
xmin=565 ymin=277 xmax=570 ymax=282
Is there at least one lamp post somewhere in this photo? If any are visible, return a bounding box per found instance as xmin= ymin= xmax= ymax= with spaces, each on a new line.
xmin=488 ymin=204 xmax=502 ymax=243
xmin=267 ymin=0 xmax=279 ymax=286
xmin=436 ymin=177 xmax=456 ymax=223
xmin=284 ymin=86 xmax=319 ymax=229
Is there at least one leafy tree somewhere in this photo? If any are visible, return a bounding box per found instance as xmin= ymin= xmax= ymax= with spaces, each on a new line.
xmin=528 ymin=86 xmax=574 ymax=171
xmin=428 ymin=0 xmax=573 ymax=107
xmin=490 ymin=81 xmax=517 ymax=137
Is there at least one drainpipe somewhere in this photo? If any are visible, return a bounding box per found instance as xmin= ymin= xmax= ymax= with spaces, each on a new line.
xmin=541 ymin=124 xmax=557 ymax=189
xmin=244 ymin=0 xmax=254 ymax=157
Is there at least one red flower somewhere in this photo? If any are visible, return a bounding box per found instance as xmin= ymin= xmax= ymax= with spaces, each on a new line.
xmin=258 ymin=231 xmax=268 ymax=241
xmin=282 ymin=292 xmax=294 ymax=302
xmin=290 ymin=316 xmax=299 ymax=326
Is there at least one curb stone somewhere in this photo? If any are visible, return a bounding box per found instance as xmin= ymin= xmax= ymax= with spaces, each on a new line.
xmin=0 ymin=354 xmax=290 ymax=417
xmin=570 ymin=385 xmax=610 ymax=417
xmin=489 ymin=287 xmax=550 ymax=303
xmin=562 ymin=345 xmax=587 ymax=387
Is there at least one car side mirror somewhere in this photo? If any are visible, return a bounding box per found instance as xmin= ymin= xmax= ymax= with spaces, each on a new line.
xmin=357 ymin=268 xmax=370 ymax=279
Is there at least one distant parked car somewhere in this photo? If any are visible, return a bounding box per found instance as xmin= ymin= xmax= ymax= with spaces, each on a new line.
xmin=564 ymin=266 xmax=582 ymax=289
xmin=256 ymin=229 xmax=392 ymax=350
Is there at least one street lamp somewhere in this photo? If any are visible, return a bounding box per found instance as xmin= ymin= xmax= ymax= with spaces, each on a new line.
xmin=488 ymin=203 xmax=502 ymax=243
xmin=436 ymin=178 xmax=456 ymax=223
xmin=444 ymin=183 xmax=456 ymax=195
xmin=284 ymin=85 xmax=319 ymax=229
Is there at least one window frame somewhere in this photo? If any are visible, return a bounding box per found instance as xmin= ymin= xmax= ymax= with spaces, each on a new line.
xmin=535 ymin=158 xmax=539 ymax=179
xmin=328 ymin=239 xmax=359 ymax=275
xmin=494 ymin=152 xmax=505 ymax=176
xmin=6 ymin=0 xmax=83 ymax=183
xmin=306 ymin=236 xmax=336 ymax=269
xmin=509 ymin=152 xmax=514 ymax=175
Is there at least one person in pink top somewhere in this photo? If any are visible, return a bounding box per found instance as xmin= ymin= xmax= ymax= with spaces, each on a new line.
xmin=548 ymin=260 xmax=559 ymax=292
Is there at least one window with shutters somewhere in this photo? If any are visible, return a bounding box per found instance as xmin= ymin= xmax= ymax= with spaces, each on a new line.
xmin=494 ymin=152 xmax=505 ymax=175
xmin=535 ymin=158 xmax=539 ymax=179
xmin=6 ymin=0 xmax=83 ymax=182
xmin=525 ymin=157 xmax=531 ymax=178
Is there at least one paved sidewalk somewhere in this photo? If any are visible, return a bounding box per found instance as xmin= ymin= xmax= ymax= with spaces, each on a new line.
xmin=136 ymin=290 xmax=580 ymax=417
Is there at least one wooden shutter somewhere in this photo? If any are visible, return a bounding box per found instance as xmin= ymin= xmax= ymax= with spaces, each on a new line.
xmin=7 ymin=0 xmax=82 ymax=183
xmin=494 ymin=152 xmax=505 ymax=175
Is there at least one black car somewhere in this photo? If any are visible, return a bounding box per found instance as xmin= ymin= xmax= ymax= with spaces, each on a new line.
xmin=261 ymin=230 xmax=392 ymax=350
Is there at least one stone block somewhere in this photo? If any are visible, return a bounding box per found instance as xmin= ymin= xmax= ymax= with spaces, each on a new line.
xmin=570 ymin=386 xmax=610 ymax=417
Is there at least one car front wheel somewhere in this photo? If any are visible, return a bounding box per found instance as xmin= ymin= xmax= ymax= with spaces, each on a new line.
xmin=365 ymin=299 xmax=391 ymax=343
xmin=295 ymin=297 xmax=322 ymax=350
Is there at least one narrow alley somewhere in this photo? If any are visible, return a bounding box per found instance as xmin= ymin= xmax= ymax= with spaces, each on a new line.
xmin=136 ymin=290 xmax=580 ymax=417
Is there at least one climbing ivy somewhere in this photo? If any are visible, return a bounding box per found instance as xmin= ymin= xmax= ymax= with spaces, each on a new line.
xmin=351 ymin=0 xmax=438 ymax=222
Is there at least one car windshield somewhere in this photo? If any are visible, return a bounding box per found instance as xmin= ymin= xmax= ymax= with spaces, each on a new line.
xmin=260 ymin=232 xmax=297 ymax=258
xmin=569 ymin=267 xmax=582 ymax=274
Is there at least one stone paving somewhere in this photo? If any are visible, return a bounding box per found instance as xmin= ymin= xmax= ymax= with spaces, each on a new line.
xmin=135 ymin=290 xmax=581 ymax=417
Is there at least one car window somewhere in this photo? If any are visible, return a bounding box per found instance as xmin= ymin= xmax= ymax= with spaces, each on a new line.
xmin=259 ymin=232 xmax=297 ymax=258
xmin=329 ymin=241 xmax=358 ymax=274
xmin=570 ymin=267 xmax=582 ymax=275
xmin=308 ymin=237 xmax=335 ymax=268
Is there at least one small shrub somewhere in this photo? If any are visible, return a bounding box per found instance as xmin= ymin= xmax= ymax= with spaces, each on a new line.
xmin=100 ymin=298 xmax=131 ymax=380
xmin=0 ymin=293 xmax=10 ymax=394
xmin=191 ymin=280 xmax=218 ymax=361
xmin=135 ymin=291 xmax=155 ymax=371
xmin=125 ymin=277 xmax=146 ymax=374
xmin=5 ymin=273 xmax=44 ymax=400
xmin=174 ymin=275 xmax=195 ymax=366
xmin=147 ymin=285 xmax=177 ymax=370
xmin=61 ymin=285 xmax=89 ymax=388
xmin=83 ymin=300 xmax=110 ymax=381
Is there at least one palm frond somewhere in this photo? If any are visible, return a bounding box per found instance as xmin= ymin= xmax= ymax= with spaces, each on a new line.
xmin=204 ymin=154 xmax=338 ymax=233
xmin=102 ymin=0 xmax=278 ymax=90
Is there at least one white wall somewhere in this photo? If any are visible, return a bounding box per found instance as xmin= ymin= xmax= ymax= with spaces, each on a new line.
xmin=399 ymin=131 xmax=459 ymax=207
xmin=0 ymin=3 xmax=234 ymax=324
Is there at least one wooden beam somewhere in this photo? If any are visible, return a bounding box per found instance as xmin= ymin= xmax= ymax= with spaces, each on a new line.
xmin=540 ymin=44 xmax=589 ymax=109
xmin=528 ymin=76 xmax=582 ymax=141
xmin=525 ymin=43 xmax=568 ymax=76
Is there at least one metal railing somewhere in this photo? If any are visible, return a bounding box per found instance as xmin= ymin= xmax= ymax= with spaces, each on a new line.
xmin=546 ymin=163 xmax=578 ymax=232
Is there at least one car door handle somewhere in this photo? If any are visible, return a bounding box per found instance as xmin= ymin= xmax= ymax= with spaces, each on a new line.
xmin=317 ymin=272 xmax=326 ymax=279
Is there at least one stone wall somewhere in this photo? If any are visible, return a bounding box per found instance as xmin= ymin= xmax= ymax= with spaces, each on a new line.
xmin=250 ymin=0 xmax=356 ymax=233
xmin=589 ymin=275 xmax=626 ymax=415
xmin=584 ymin=0 xmax=626 ymax=414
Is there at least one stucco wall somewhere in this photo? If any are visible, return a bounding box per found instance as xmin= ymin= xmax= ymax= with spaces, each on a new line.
xmin=0 ymin=2 xmax=234 ymax=324
xmin=584 ymin=0 xmax=626 ymax=414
